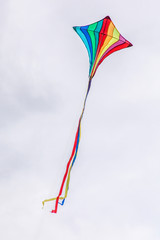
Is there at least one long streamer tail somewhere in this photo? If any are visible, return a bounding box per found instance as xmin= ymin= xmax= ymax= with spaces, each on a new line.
xmin=42 ymin=76 xmax=93 ymax=213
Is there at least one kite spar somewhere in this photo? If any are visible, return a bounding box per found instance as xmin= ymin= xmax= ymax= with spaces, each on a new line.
xmin=42 ymin=16 xmax=132 ymax=213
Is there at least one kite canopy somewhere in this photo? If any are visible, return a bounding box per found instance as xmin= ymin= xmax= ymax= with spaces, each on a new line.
xmin=42 ymin=16 xmax=132 ymax=213
xmin=73 ymin=16 xmax=132 ymax=79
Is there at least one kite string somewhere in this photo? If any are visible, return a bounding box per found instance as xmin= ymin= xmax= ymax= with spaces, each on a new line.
xmin=57 ymin=76 xmax=92 ymax=203
xmin=42 ymin=76 xmax=92 ymax=213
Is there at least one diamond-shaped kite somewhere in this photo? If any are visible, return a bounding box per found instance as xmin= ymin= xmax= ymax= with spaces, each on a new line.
xmin=42 ymin=16 xmax=132 ymax=213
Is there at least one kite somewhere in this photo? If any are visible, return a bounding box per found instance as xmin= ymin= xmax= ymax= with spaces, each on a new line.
xmin=42 ymin=16 xmax=132 ymax=213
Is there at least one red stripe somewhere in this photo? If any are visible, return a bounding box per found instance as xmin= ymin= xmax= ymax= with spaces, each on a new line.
xmin=100 ymin=18 xmax=106 ymax=33
xmin=97 ymin=19 xmax=111 ymax=55
xmin=98 ymin=18 xmax=111 ymax=50
xmin=51 ymin=120 xmax=81 ymax=213
xmin=103 ymin=18 xmax=111 ymax=35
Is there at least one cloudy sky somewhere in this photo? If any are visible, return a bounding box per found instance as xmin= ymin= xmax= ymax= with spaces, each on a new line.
xmin=1 ymin=0 xmax=160 ymax=239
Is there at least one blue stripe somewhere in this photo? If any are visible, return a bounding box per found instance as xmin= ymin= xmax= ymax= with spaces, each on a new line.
xmin=71 ymin=126 xmax=80 ymax=167
xmin=80 ymin=26 xmax=93 ymax=67
xmin=73 ymin=26 xmax=92 ymax=66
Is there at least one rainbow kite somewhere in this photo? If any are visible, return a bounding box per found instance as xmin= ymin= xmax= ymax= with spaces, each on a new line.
xmin=42 ymin=16 xmax=132 ymax=213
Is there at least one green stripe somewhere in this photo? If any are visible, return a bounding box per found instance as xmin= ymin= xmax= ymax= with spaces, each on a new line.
xmin=88 ymin=23 xmax=97 ymax=69
xmin=89 ymin=20 xmax=103 ymax=75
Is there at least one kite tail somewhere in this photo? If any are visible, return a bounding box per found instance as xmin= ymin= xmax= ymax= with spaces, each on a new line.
xmin=42 ymin=76 xmax=93 ymax=213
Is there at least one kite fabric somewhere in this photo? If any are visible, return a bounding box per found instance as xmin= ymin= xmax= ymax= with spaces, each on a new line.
xmin=42 ymin=16 xmax=132 ymax=213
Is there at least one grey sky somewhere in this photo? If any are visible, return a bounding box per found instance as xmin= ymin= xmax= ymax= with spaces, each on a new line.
xmin=0 ymin=0 xmax=160 ymax=240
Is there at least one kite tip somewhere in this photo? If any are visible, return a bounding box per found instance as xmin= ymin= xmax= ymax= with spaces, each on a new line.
xmin=105 ymin=16 xmax=111 ymax=20
xmin=128 ymin=42 xmax=133 ymax=47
